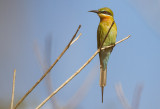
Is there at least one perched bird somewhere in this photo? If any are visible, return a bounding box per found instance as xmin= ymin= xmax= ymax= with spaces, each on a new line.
xmin=89 ymin=7 xmax=117 ymax=103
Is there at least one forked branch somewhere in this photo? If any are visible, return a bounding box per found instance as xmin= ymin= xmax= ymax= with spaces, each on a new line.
xmin=70 ymin=33 xmax=82 ymax=45
xmin=14 ymin=25 xmax=81 ymax=109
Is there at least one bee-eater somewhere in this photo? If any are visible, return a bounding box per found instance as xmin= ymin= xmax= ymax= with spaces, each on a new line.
xmin=89 ymin=7 xmax=117 ymax=103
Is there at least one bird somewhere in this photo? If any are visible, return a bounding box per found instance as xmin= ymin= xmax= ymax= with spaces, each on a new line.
xmin=89 ymin=7 xmax=117 ymax=103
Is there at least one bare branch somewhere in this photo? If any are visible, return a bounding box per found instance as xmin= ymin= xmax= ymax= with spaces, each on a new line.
xmin=36 ymin=34 xmax=130 ymax=109
xmin=14 ymin=25 xmax=81 ymax=109
xmin=10 ymin=69 xmax=16 ymax=109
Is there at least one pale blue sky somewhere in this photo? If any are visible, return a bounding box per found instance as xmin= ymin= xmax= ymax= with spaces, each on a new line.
xmin=0 ymin=0 xmax=160 ymax=109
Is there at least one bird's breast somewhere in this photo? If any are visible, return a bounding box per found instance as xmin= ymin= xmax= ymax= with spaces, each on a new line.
xmin=97 ymin=19 xmax=117 ymax=47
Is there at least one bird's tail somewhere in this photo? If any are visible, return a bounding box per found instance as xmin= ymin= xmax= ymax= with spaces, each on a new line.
xmin=99 ymin=49 xmax=111 ymax=103
xmin=100 ymin=65 xmax=107 ymax=103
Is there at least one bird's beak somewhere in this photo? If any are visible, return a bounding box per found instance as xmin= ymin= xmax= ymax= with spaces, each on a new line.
xmin=88 ymin=10 xmax=99 ymax=14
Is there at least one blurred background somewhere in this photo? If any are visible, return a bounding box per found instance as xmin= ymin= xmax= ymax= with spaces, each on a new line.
xmin=0 ymin=0 xmax=160 ymax=109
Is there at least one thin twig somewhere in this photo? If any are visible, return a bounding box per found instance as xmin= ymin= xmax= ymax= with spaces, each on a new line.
xmin=10 ymin=69 xmax=16 ymax=109
xmin=36 ymin=22 xmax=130 ymax=109
xmin=70 ymin=33 xmax=82 ymax=45
xmin=14 ymin=25 xmax=81 ymax=109
xmin=115 ymin=83 xmax=132 ymax=109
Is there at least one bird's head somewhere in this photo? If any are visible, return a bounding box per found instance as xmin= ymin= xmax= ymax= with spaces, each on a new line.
xmin=89 ymin=7 xmax=114 ymax=19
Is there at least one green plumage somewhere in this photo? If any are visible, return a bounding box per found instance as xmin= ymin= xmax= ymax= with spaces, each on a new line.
xmin=97 ymin=18 xmax=117 ymax=85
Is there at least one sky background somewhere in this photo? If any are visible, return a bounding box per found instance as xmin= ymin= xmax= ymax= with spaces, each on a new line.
xmin=0 ymin=0 xmax=160 ymax=109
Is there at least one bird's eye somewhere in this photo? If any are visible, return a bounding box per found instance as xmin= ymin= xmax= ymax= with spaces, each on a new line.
xmin=102 ymin=11 xmax=107 ymax=14
xmin=101 ymin=11 xmax=112 ymax=16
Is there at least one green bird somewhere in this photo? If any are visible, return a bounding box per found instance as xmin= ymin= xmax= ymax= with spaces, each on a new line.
xmin=89 ymin=7 xmax=117 ymax=103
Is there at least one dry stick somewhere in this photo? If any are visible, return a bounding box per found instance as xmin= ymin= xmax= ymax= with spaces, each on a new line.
xmin=10 ymin=69 xmax=16 ymax=109
xmin=14 ymin=25 xmax=81 ymax=109
xmin=36 ymin=22 xmax=130 ymax=109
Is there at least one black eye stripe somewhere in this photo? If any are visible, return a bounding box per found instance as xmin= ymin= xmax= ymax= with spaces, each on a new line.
xmin=101 ymin=11 xmax=112 ymax=16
